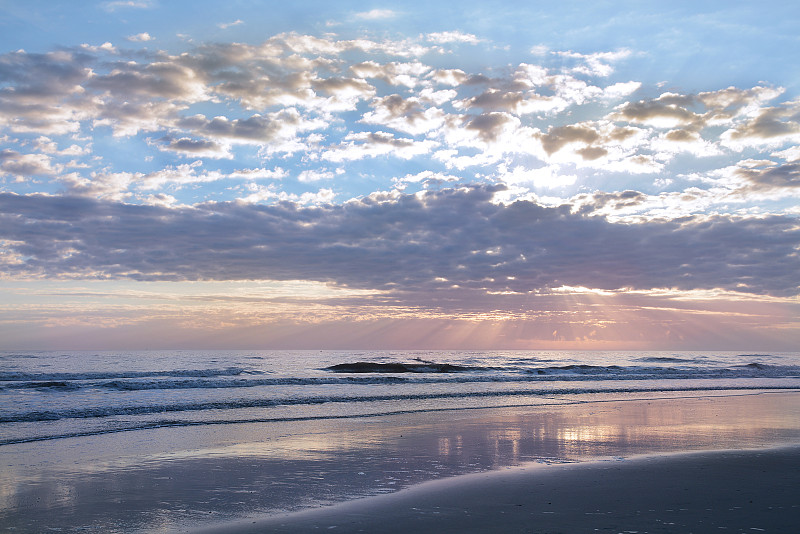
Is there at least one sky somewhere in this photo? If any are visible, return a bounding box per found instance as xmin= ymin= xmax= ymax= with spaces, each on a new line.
xmin=0 ymin=0 xmax=799 ymax=350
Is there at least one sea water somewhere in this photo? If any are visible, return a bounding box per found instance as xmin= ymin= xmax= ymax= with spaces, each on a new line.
xmin=2 ymin=350 xmax=799 ymax=446
xmin=1 ymin=350 xmax=799 ymax=531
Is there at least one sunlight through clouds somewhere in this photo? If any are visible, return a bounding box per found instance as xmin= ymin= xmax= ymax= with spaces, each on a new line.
xmin=0 ymin=1 xmax=798 ymax=349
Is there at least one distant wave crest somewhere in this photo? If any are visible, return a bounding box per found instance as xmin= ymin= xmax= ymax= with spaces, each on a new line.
xmin=325 ymin=361 xmax=485 ymax=373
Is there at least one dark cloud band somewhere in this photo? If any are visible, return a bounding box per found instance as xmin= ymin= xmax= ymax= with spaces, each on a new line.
xmin=1 ymin=187 xmax=797 ymax=297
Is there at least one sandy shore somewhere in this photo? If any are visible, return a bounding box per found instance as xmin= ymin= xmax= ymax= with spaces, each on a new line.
xmin=208 ymin=446 xmax=800 ymax=533
xmin=4 ymin=393 xmax=799 ymax=532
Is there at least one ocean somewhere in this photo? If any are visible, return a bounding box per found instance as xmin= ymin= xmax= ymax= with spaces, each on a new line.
xmin=2 ymin=349 xmax=800 ymax=531
xmin=2 ymin=349 xmax=799 ymax=446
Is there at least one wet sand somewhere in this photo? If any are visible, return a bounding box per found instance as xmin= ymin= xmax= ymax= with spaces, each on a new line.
xmin=4 ymin=392 xmax=800 ymax=532
xmin=210 ymin=446 xmax=800 ymax=533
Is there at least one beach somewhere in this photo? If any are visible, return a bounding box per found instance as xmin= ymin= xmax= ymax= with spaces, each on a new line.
xmin=212 ymin=446 xmax=800 ymax=533
xmin=2 ymin=387 xmax=799 ymax=532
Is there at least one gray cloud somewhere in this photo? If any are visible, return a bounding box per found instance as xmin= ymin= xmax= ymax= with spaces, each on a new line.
xmin=1 ymin=187 xmax=797 ymax=298
xmin=538 ymin=125 xmax=600 ymax=155
xmin=725 ymin=105 xmax=800 ymax=141
xmin=153 ymin=136 xmax=232 ymax=158
xmin=613 ymin=97 xmax=699 ymax=126
xmin=360 ymin=94 xmax=446 ymax=135
xmin=462 ymin=89 xmax=524 ymax=112
xmin=88 ymin=60 xmax=203 ymax=101
xmin=0 ymin=149 xmax=59 ymax=176
xmin=0 ymin=49 xmax=94 ymax=134
xmin=734 ymin=162 xmax=800 ymax=190
xmin=175 ymin=109 xmax=318 ymax=143
xmin=571 ymin=190 xmax=649 ymax=215
xmin=322 ymin=131 xmax=435 ymax=161
xmin=465 ymin=112 xmax=516 ymax=142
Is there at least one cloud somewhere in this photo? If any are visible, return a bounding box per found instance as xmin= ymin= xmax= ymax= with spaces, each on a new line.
xmin=350 ymin=61 xmax=431 ymax=87
xmin=392 ymin=170 xmax=461 ymax=190
xmin=297 ymin=168 xmax=337 ymax=182
xmin=175 ymin=108 xmax=326 ymax=147
xmin=731 ymin=159 xmax=800 ymax=191
xmin=152 ymin=136 xmax=233 ymax=158
xmin=1 ymin=188 xmax=797 ymax=298
xmin=538 ymin=124 xmax=600 ymax=155
xmin=322 ymin=131 xmax=436 ymax=162
xmin=126 ymin=32 xmax=154 ymax=42
xmin=1 ymin=30 xmax=799 ymax=238
xmin=58 ymin=163 xmax=289 ymax=201
xmin=32 ymin=136 xmax=92 ymax=157
xmin=355 ymin=9 xmax=397 ymax=20
xmin=570 ymin=190 xmax=649 ymax=215
xmin=0 ymin=49 xmax=94 ymax=135
xmin=59 ymin=171 xmax=137 ymax=201
xmin=430 ymin=69 xmax=468 ymax=86
xmin=612 ymin=93 xmax=700 ymax=128
xmin=426 ymin=31 xmax=482 ymax=45
xmin=102 ymin=0 xmax=154 ymax=11
xmin=237 ymin=184 xmax=335 ymax=205
xmin=554 ymin=49 xmax=632 ymax=77
xmin=360 ymin=94 xmax=446 ymax=135
xmin=0 ymin=149 xmax=63 ymax=177
xmin=218 ymin=20 xmax=244 ymax=29
xmin=88 ymin=59 xmax=207 ymax=101
xmin=721 ymin=101 xmax=800 ymax=147
xmin=464 ymin=112 xmax=519 ymax=143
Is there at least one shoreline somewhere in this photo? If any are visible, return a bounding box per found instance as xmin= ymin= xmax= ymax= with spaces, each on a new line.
xmin=3 ymin=391 xmax=799 ymax=532
xmin=202 ymin=445 xmax=800 ymax=533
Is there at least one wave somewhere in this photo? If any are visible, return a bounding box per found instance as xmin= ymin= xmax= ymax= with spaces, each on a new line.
xmin=3 ymin=384 xmax=798 ymax=425
xmin=8 ymin=381 xmax=82 ymax=391
xmin=2 ymin=364 xmax=798 ymax=392
xmin=325 ymin=361 xmax=487 ymax=373
xmin=2 ymin=387 xmax=798 ymax=447
xmin=0 ymin=367 xmax=256 ymax=382
xmin=634 ymin=357 xmax=697 ymax=363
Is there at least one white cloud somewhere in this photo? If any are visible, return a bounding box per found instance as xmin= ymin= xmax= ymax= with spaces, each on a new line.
xmin=227 ymin=167 xmax=288 ymax=180
xmin=238 ymin=184 xmax=335 ymax=205
xmin=298 ymin=169 xmax=336 ymax=182
xmin=126 ymin=32 xmax=153 ymax=42
xmin=32 ymin=137 xmax=92 ymax=157
xmin=720 ymin=100 xmax=800 ymax=149
xmin=773 ymin=146 xmax=800 ymax=162
xmin=360 ymin=94 xmax=447 ymax=135
xmin=137 ymin=162 xmax=293 ymax=190
xmin=499 ymin=164 xmax=577 ymax=189
xmin=0 ymin=150 xmax=62 ymax=178
xmin=529 ymin=45 xmax=549 ymax=56
xmin=151 ymin=137 xmax=233 ymax=159
xmin=142 ymin=193 xmax=178 ymax=207
xmin=59 ymin=171 xmax=137 ymax=201
xmin=218 ymin=20 xmax=244 ymax=29
xmin=355 ymin=9 xmax=397 ymax=20
xmin=102 ymin=0 xmax=154 ymax=12
xmin=555 ymin=49 xmax=632 ymax=77
xmin=602 ymin=81 xmax=642 ymax=99
xmin=322 ymin=131 xmax=436 ymax=162
xmin=350 ymin=61 xmax=431 ymax=88
xmin=426 ymin=31 xmax=482 ymax=45
xmin=392 ymin=170 xmax=460 ymax=190
xmin=430 ymin=69 xmax=468 ymax=86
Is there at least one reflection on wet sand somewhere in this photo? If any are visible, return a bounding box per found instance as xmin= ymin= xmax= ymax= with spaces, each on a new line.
xmin=1 ymin=392 xmax=799 ymax=532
